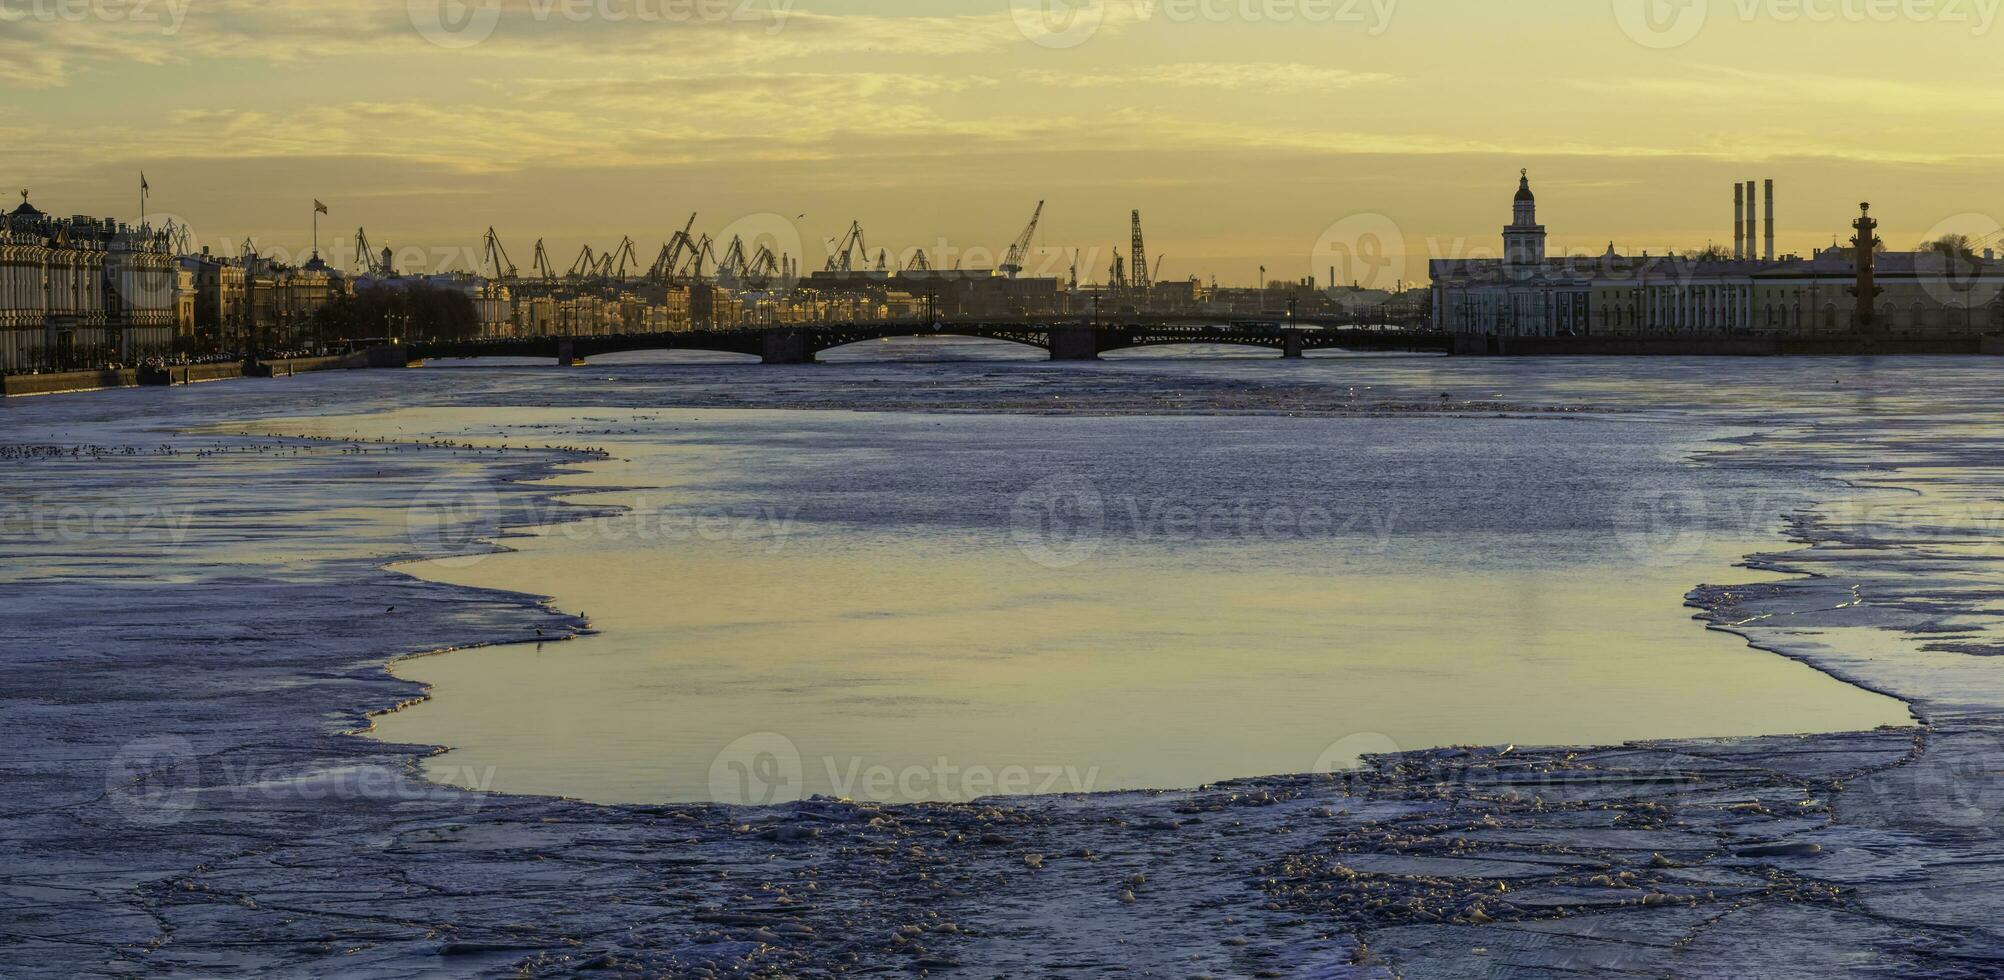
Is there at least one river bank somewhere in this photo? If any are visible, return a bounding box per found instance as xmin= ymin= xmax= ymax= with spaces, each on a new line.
xmin=0 ymin=355 xmax=356 ymax=398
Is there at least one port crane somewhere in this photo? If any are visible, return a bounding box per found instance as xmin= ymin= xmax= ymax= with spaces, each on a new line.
xmin=530 ymin=239 xmax=557 ymax=280
xmin=482 ymin=227 xmax=517 ymax=279
xmin=681 ymin=234 xmax=717 ymax=280
xmin=604 ymin=236 xmax=640 ymax=280
xmin=747 ymin=245 xmax=781 ymax=287
xmin=824 ymin=221 xmax=869 ymax=273
xmin=354 ymin=228 xmax=395 ymax=277
xmin=717 ymin=235 xmax=751 ymax=282
xmin=999 ymin=200 xmax=1044 ymax=278
xmin=648 ymin=214 xmax=699 ymax=283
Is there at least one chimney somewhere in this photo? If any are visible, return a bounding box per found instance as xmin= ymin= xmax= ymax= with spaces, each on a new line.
xmin=1764 ymin=179 xmax=1775 ymax=261
xmin=1745 ymin=181 xmax=1758 ymax=261
xmin=1734 ymin=184 xmax=1745 ymax=258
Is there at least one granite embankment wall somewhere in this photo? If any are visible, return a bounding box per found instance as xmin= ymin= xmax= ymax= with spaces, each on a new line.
xmin=1452 ymin=334 xmax=1996 ymax=357
xmin=2 ymin=355 xmax=359 ymax=398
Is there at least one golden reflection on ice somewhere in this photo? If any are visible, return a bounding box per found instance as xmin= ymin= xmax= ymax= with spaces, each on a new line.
xmin=258 ymin=408 xmax=1913 ymax=805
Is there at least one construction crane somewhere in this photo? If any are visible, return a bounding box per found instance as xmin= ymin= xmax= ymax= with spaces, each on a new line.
xmin=824 ymin=221 xmax=869 ymax=273
xmin=531 ymin=239 xmax=557 ymax=280
xmin=907 ymin=249 xmax=932 ymax=272
xmin=647 ymin=214 xmax=698 ymax=283
xmin=605 ymin=236 xmax=640 ymax=280
xmin=681 ymin=234 xmax=717 ymax=281
xmin=875 ymin=248 xmax=888 ymax=274
xmin=569 ymin=244 xmax=599 ymax=279
xmin=717 ymin=236 xmax=750 ymax=282
xmin=1129 ymin=211 xmax=1151 ymax=291
xmin=999 ymin=200 xmax=1044 ymax=278
xmin=1152 ymin=254 xmax=1164 ymax=285
xmin=482 ymin=227 xmax=517 ymax=279
xmin=747 ymin=244 xmax=781 ymax=287
xmin=362 ymin=230 xmax=395 ymax=277
xmin=352 ymin=228 xmax=370 ymax=275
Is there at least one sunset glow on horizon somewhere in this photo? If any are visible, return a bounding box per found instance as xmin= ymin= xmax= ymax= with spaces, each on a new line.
xmin=8 ymin=0 xmax=2003 ymax=285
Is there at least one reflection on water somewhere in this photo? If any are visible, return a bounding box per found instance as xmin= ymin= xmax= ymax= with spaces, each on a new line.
xmin=257 ymin=401 xmax=1912 ymax=805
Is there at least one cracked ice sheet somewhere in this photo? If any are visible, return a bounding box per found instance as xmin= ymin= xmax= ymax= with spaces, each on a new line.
xmin=6 ymin=354 xmax=2004 ymax=977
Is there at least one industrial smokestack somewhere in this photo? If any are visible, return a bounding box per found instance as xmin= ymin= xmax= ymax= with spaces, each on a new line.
xmin=1745 ymin=181 xmax=1758 ymax=261
xmin=1734 ymin=184 xmax=1745 ymax=259
xmin=1764 ymin=179 xmax=1775 ymax=261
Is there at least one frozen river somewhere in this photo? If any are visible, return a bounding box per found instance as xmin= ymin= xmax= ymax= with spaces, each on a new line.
xmin=5 ymin=342 xmax=2003 ymax=977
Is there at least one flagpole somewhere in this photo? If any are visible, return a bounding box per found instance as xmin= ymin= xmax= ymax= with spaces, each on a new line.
xmin=312 ymin=203 xmax=318 ymax=259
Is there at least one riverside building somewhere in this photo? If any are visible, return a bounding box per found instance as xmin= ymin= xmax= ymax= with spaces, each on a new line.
xmin=0 ymin=193 xmax=177 ymax=372
xmin=1432 ymin=173 xmax=2004 ymax=338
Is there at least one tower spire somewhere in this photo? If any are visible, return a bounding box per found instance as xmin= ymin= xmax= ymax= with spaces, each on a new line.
xmin=1505 ymin=168 xmax=1545 ymax=270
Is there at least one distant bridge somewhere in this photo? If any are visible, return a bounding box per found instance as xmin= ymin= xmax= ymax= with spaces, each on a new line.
xmin=405 ymin=317 xmax=1450 ymax=365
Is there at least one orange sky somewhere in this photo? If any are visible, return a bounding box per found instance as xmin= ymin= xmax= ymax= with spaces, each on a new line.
xmin=6 ymin=0 xmax=2002 ymax=285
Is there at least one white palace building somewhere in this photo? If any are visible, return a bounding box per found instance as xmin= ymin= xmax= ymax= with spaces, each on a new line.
xmin=0 ymin=192 xmax=177 ymax=372
xmin=1432 ymin=172 xmax=2004 ymax=339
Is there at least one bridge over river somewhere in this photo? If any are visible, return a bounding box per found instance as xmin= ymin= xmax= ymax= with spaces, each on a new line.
xmin=403 ymin=317 xmax=1449 ymax=365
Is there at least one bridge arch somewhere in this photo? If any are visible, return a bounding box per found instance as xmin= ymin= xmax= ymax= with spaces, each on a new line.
xmin=807 ymin=327 xmax=1052 ymax=358
xmin=1101 ymin=336 xmax=1289 ymax=355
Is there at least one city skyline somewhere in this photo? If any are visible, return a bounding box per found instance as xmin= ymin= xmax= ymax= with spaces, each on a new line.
xmin=8 ymin=1 xmax=2004 ymax=284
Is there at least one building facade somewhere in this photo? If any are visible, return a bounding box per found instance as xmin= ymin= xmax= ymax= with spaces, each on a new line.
xmin=1434 ymin=173 xmax=2004 ymax=337
xmin=0 ymin=194 xmax=177 ymax=372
